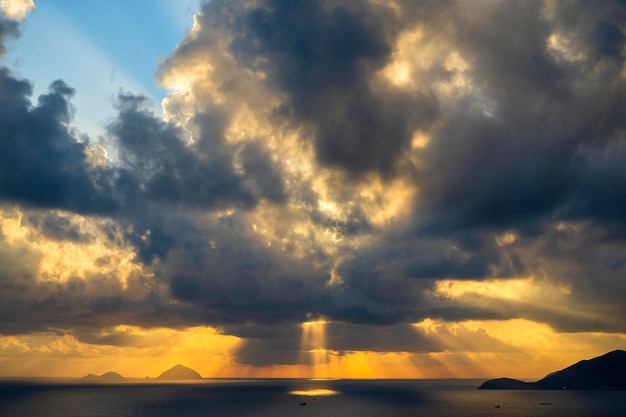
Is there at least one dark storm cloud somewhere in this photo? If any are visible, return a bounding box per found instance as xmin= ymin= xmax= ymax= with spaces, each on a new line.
xmin=72 ymin=327 xmax=168 ymax=348
xmin=335 ymin=231 xmax=521 ymax=291
xmin=417 ymin=17 xmax=568 ymax=231
xmin=327 ymin=321 xmax=516 ymax=353
xmin=234 ymin=335 xmax=303 ymax=366
xmin=0 ymin=257 xmax=206 ymax=336
xmin=591 ymin=20 xmax=625 ymax=58
xmin=517 ymin=222 xmax=626 ymax=332
xmin=0 ymin=91 xmax=295 ymax=335
xmin=565 ymin=138 xmax=626 ymax=223
xmin=166 ymin=216 xmax=331 ymax=325
xmin=2 ymin=0 xmax=626 ymax=359
xmin=122 ymin=211 xmax=198 ymax=264
xmin=109 ymin=94 xmax=280 ymax=211
xmin=550 ymin=0 xmax=626 ymax=62
xmin=109 ymin=0 xmax=626 ymax=345
xmin=416 ymin=0 xmax=626 ymax=234
xmin=231 ymin=321 xmax=516 ymax=366
xmin=392 ymin=0 xmax=626 ymax=333
xmin=0 ymin=74 xmax=114 ymax=214
xmin=238 ymin=142 xmax=287 ymax=203
xmin=291 ymin=0 xmax=625 ymax=333
xmin=417 ymin=107 xmax=577 ymax=233
xmin=0 ymin=234 xmax=41 ymax=335
xmin=227 ymin=0 xmax=438 ymax=176
xmin=0 ymin=75 xmax=287 ymax=257
xmin=316 ymin=239 xmax=519 ymax=327
xmin=224 ymin=324 xmax=310 ymax=365
xmin=24 ymin=212 xmax=88 ymax=242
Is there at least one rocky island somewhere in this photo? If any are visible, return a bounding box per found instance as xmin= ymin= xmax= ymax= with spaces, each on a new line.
xmin=156 ymin=364 xmax=203 ymax=380
xmin=82 ymin=371 xmax=124 ymax=381
xmin=479 ymin=350 xmax=626 ymax=390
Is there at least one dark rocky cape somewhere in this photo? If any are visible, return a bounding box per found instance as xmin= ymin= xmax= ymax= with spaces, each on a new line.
xmin=479 ymin=350 xmax=626 ymax=390
xmin=156 ymin=364 xmax=203 ymax=380
xmin=82 ymin=371 xmax=124 ymax=380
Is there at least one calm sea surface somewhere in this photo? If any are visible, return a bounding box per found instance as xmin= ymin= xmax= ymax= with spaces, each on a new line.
xmin=1 ymin=378 xmax=625 ymax=417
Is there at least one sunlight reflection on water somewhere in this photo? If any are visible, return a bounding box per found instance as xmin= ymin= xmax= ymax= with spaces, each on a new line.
xmin=289 ymin=388 xmax=339 ymax=396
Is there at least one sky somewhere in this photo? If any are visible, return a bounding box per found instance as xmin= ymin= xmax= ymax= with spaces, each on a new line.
xmin=0 ymin=0 xmax=625 ymax=379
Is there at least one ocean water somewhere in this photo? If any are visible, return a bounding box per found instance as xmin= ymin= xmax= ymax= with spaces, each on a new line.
xmin=0 ymin=378 xmax=625 ymax=417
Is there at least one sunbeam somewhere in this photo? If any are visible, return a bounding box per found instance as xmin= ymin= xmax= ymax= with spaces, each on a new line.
xmin=298 ymin=319 xmax=330 ymax=377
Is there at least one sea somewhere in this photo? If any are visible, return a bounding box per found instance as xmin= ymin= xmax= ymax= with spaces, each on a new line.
xmin=0 ymin=378 xmax=625 ymax=417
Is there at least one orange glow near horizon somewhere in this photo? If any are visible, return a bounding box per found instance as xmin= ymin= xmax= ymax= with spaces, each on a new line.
xmin=1 ymin=319 xmax=624 ymax=379
xmin=0 ymin=326 xmax=242 ymax=378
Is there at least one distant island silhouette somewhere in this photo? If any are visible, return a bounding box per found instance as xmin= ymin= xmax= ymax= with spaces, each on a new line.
xmin=479 ymin=350 xmax=626 ymax=390
xmin=156 ymin=364 xmax=203 ymax=380
xmin=82 ymin=371 xmax=124 ymax=380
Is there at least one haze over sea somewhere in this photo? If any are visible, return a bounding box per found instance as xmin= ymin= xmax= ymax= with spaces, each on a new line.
xmin=1 ymin=379 xmax=625 ymax=417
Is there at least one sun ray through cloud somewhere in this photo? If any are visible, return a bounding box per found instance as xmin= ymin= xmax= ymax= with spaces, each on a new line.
xmin=299 ymin=318 xmax=330 ymax=378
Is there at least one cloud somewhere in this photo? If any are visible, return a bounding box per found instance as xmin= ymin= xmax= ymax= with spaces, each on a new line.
xmin=0 ymin=74 xmax=113 ymax=214
xmin=24 ymin=211 xmax=90 ymax=242
xmin=0 ymin=0 xmax=625 ymax=367
xmin=0 ymin=0 xmax=34 ymax=21
xmin=0 ymin=14 xmax=19 ymax=56
xmin=226 ymin=0 xmax=438 ymax=176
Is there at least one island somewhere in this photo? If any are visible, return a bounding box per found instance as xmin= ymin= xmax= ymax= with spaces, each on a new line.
xmin=479 ymin=349 xmax=626 ymax=390
xmin=82 ymin=371 xmax=124 ymax=381
xmin=156 ymin=364 xmax=203 ymax=380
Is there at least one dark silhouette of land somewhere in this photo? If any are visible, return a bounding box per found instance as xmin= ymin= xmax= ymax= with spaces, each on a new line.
xmin=80 ymin=365 xmax=202 ymax=381
xmin=82 ymin=371 xmax=124 ymax=380
xmin=479 ymin=350 xmax=626 ymax=390
xmin=156 ymin=364 xmax=203 ymax=380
